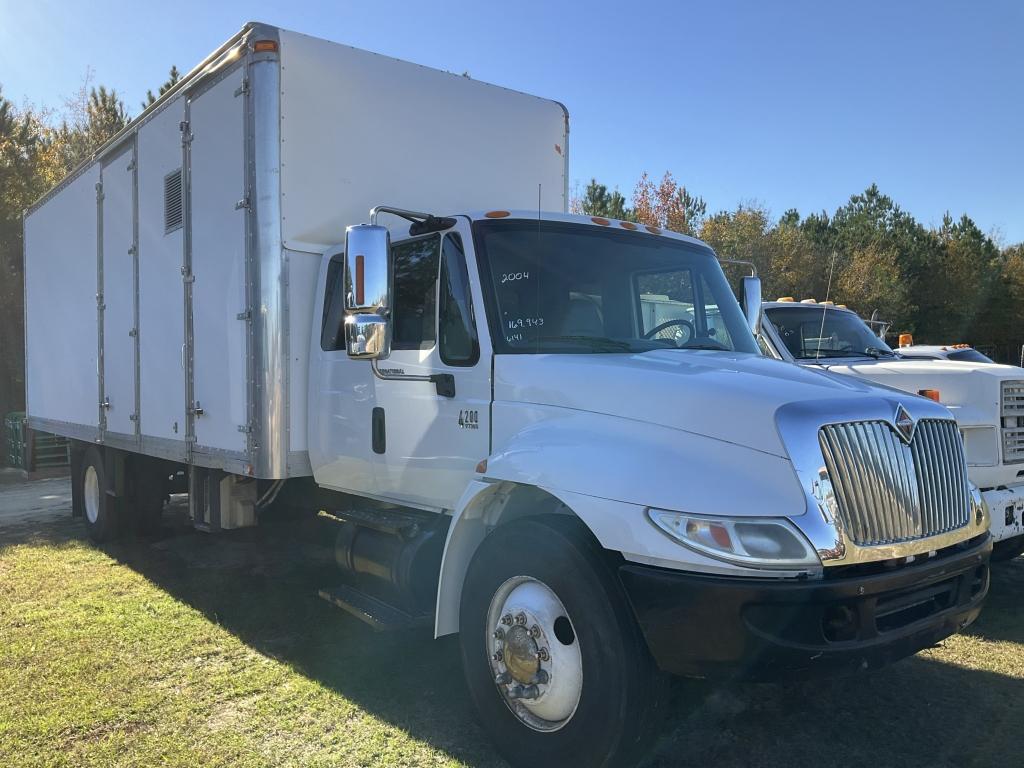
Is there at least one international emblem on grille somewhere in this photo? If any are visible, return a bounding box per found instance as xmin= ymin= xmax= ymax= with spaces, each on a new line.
xmin=893 ymin=403 xmax=915 ymax=443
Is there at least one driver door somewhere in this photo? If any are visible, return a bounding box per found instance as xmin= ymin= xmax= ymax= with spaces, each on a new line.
xmin=372 ymin=223 xmax=492 ymax=510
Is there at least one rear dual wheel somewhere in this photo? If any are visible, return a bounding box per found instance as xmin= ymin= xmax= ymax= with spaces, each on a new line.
xmin=459 ymin=515 xmax=668 ymax=768
xmin=73 ymin=445 xmax=166 ymax=542
xmin=76 ymin=447 xmax=119 ymax=543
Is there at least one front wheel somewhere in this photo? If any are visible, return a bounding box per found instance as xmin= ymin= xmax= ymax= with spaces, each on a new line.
xmin=459 ymin=515 xmax=667 ymax=768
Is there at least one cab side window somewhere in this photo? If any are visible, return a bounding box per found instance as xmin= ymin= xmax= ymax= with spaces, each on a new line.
xmin=392 ymin=235 xmax=441 ymax=350
xmin=439 ymin=233 xmax=479 ymax=366
xmin=320 ymin=255 xmax=346 ymax=351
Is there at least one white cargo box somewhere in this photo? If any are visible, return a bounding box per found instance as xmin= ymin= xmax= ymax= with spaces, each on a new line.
xmin=24 ymin=22 xmax=568 ymax=479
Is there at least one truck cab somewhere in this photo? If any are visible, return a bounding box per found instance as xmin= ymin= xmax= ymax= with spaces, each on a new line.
xmin=302 ymin=207 xmax=992 ymax=742
xmin=759 ymin=299 xmax=1024 ymax=557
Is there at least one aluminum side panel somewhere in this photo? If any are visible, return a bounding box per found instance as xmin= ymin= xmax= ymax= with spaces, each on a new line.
xmin=100 ymin=146 xmax=136 ymax=436
xmin=286 ymin=248 xmax=320 ymax=453
xmin=189 ymin=69 xmax=248 ymax=453
xmin=24 ymin=166 xmax=101 ymax=428
xmin=137 ymin=98 xmax=187 ymax=442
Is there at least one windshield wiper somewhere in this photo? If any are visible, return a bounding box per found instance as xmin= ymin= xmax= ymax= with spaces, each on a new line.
xmin=680 ymin=341 xmax=730 ymax=351
xmin=532 ymin=335 xmax=635 ymax=351
xmin=801 ymin=349 xmax=873 ymax=360
xmin=864 ymin=346 xmax=895 ymax=358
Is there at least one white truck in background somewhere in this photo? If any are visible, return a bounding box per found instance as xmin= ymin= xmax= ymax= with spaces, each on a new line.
xmin=24 ymin=23 xmax=993 ymax=768
xmin=760 ymin=299 xmax=1024 ymax=559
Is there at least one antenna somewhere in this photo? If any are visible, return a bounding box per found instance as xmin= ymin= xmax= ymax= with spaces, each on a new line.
xmin=534 ymin=183 xmax=542 ymax=353
xmin=814 ymin=249 xmax=838 ymax=360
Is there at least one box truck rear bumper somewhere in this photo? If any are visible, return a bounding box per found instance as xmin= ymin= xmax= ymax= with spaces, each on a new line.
xmin=618 ymin=535 xmax=991 ymax=681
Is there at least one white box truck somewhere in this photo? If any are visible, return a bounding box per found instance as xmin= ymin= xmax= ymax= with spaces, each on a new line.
xmin=759 ymin=299 xmax=1024 ymax=560
xmin=24 ymin=23 xmax=993 ymax=768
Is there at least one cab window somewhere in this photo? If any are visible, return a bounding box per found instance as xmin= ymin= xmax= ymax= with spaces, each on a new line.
xmin=439 ymin=233 xmax=479 ymax=366
xmin=392 ymin=235 xmax=441 ymax=350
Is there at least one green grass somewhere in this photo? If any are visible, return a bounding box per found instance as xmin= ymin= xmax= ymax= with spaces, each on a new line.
xmin=1 ymin=513 xmax=1022 ymax=767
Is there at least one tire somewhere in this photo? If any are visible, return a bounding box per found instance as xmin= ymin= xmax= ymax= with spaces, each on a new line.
xmin=74 ymin=446 xmax=119 ymax=543
xmin=992 ymin=534 xmax=1024 ymax=562
xmin=130 ymin=460 xmax=166 ymax=537
xmin=459 ymin=515 xmax=668 ymax=768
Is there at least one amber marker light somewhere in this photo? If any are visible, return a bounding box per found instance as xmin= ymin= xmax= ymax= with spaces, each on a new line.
xmin=899 ymin=333 xmax=914 ymax=347
xmin=485 ymin=210 xmax=510 ymax=218
xmin=645 ymin=225 xmax=661 ymax=235
xmin=619 ymin=221 xmax=637 ymax=230
xmin=591 ymin=217 xmax=610 ymax=226
xmin=918 ymin=389 xmax=941 ymax=402
xmin=475 ymin=459 xmax=488 ymax=473
xmin=253 ymin=40 xmax=278 ymax=53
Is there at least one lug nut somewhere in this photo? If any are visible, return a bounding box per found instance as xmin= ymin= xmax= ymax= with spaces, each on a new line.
xmin=493 ymin=628 xmax=505 ymax=640
xmin=501 ymin=614 xmax=513 ymax=626
xmin=495 ymin=672 xmax=511 ymax=685
xmin=493 ymin=650 xmax=503 ymax=662
xmin=532 ymin=669 xmax=550 ymax=685
xmin=508 ymin=684 xmax=538 ymax=700
xmin=529 ymin=624 xmax=541 ymax=639
xmin=515 ymin=612 xmax=527 ymax=625
xmin=537 ymin=647 xmax=550 ymax=662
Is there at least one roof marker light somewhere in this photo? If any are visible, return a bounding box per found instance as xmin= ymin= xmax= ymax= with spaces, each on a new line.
xmin=253 ymin=40 xmax=278 ymax=53
xmin=619 ymin=221 xmax=637 ymax=230
xmin=777 ymin=297 xmax=795 ymax=302
xmin=591 ymin=217 xmax=610 ymax=226
xmin=800 ymin=298 xmax=818 ymax=304
xmin=645 ymin=225 xmax=661 ymax=235
xmin=899 ymin=333 xmax=914 ymax=347
xmin=485 ymin=210 xmax=510 ymax=218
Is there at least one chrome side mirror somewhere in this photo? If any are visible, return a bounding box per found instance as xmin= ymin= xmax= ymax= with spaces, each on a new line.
xmin=343 ymin=224 xmax=392 ymax=359
xmin=741 ymin=275 xmax=763 ymax=335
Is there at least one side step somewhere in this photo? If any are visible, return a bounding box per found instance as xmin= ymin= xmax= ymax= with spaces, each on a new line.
xmin=318 ymin=583 xmax=432 ymax=632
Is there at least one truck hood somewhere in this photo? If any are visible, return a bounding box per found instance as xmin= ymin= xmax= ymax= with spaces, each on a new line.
xmin=493 ymin=350 xmax=908 ymax=457
xmin=818 ymin=358 xmax=1024 ymax=428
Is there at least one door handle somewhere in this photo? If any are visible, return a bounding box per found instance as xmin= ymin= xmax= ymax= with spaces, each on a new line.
xmin=371 ymin=407 xmax=386 ymax=454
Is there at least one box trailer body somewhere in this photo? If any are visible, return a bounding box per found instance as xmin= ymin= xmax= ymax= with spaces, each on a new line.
xmin=25 ymin=23 xmax=568 ymax=480
xmin=24 ymin=23 xmax=996 ymax=768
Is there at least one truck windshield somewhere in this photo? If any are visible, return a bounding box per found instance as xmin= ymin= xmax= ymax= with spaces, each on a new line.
xmin=472 ymin=219 xmax=758 ymax=355
xmin=765 ymin=306 xmax=896 ymax=360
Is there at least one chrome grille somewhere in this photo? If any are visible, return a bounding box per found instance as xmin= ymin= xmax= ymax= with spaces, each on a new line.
xmin=1002 ymin=381 xmax=1024 ymax=464
xmin=819 ymin=419 xmax=971 ymax=546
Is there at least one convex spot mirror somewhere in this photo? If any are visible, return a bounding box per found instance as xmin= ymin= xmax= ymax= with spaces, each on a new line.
xmin=343 ymin=223 xmax=392 ymax=359
xmin=741 ymin=275 xmax=763 ymax=335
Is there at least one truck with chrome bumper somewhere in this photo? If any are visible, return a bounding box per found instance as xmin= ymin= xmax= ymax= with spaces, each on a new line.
xmin=759 ymin=300 xmax=1024 ymax=559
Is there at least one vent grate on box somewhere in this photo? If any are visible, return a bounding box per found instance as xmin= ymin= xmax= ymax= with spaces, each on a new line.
xmin=164 ymin=168 xmax=183 ymax=233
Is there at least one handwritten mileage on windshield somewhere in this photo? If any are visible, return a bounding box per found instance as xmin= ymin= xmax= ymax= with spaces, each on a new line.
xmin=505 ymin=316 xmax=545 ymax=344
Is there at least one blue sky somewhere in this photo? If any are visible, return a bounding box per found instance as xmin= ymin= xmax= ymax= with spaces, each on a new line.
xmin=2 ymin=0 xmax=1021 ymax=242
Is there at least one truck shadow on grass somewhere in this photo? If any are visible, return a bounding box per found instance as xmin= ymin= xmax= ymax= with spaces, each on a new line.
xmin=21 ymin=517 xmax=1024 ymax=768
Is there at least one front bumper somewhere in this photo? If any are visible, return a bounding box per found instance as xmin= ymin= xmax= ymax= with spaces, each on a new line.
xmin=981 ymin=486 xmax=1024 ymax=542
xmin=619 ymin=534 xmax=991 ymax=681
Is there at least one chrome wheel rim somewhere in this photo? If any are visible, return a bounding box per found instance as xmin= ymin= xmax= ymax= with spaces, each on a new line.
xmin=486 ymin=576 xmax=583 ymax=732
xmin=84 ymin=466 xmax=100 ymax=525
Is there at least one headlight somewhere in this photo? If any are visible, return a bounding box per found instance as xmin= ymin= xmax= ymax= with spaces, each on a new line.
xmin=646 ymin=509 xmax=821 ymax=569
